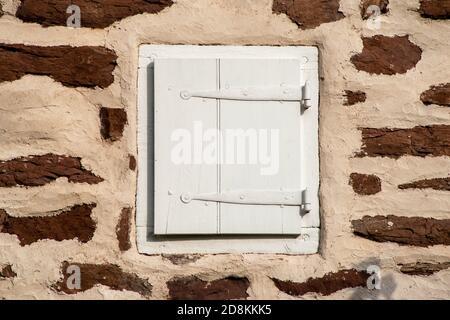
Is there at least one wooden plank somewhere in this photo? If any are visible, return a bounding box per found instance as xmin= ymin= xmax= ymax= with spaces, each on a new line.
xmin=153 ymin=59 xmax=219 ymax=234
xmin=219 ymin=59 xmax=303 ymax=234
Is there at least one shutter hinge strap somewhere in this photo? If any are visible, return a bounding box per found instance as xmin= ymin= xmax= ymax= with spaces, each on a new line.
xmin=180 ymin=189 xmax=311 ymax=212
xmin=180 ymin=83 xmax=312 ymax=104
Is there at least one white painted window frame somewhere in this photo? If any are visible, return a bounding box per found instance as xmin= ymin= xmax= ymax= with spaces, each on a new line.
xmin=137 ymin=45 xmax=319 ymax=254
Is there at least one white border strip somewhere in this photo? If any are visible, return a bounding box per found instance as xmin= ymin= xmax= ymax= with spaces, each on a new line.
xmin=137 ymin=45 xmax=319 ymax=254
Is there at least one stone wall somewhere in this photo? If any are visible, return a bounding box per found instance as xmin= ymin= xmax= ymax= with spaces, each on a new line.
xmin=0 ymin=0 xmax=449 ymax=299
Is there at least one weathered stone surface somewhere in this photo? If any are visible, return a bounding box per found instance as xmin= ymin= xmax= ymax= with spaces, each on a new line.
xmin=399 ymin=177 xmax=450 ymax=191
xmin=116 ymin=208 xmax=131 ymax=252
xmin=399 ymin=261 xmax=450 ymax=276
xmin=361 ymin=0 xmax=389 ymax=19
xmin=128 ymin=155 xmax=136 ymax=171
xmin=0 ymin=4 xmax=3 ymax=17
xmin=0 ymin=265 xmax=16 ymax=279
xmin=349 ymin=173 xmax=381 ymax=195
xmin=162 ymin=254 xmax=202 ymax=265
xmin=0 ymin=154 xmax=103 ymax=187
xmin=272 ymin=269 xmax=369 ymax=296
xmin=53 ymin=262 xmax=152 ymax=297
xmin=419 ymin=0 xmax=450 ymax=19
xmin=351 ymin=35 xmax=422 ymax=75
xmin=0 ymin=204 xmax=96 ymax=246
xmin=167 ymin=276 xmax=250 ymax=300
xmin=420 ymin=83 xmax=450 ymax=106
xmin=357 ymin=125 xmax=450 ymax=158
xmin=0 ymin=44 xmax=117 ymax=88
xmin=272 ymin=0 xmax=345 ymax=29
xmin=16 ymin=0 xmax=174 ymax=28
xmin=344 ymin=90 xmax=366 ymax=106
xmin=100 ymin=107 xmax=127 ymax=142
xmin=352 ymin=215 xmax=450 ymax=246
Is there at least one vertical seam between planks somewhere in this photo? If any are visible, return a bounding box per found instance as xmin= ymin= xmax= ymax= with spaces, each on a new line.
xmin=216 ymin=58 xmax=222 ymax=234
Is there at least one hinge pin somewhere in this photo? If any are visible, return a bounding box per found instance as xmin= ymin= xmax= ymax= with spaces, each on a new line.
xmin=302 ymin=81 xmax=312 ymax=110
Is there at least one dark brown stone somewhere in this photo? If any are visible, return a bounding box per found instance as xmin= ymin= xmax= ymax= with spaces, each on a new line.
xmin=0 ymin=4 xmax=3 ymax=17
xmin=100 ymin=107 xmax=127 ymax=142
xmin=399 ymin=261 xmax=450 ymax=276
xmin=0 ymin=154 xmax=103 ymax=187
xmin=349 ymin=173 xmax=381 ymax=195
xmin=357 ymin=125 xmax=450 ymax=158
xmin=0 ymin=44 xmax=117 ymax=88
xmin=129 ymin=155 xmax=136 ymax=171
xmin=16 ymin=0 xmax=174 ymax=28
xmin=399 ymin=177 xmax=450 ymax=191
xmin=419 ymin=0 xmax=450 ymax=19
xmin=167 ymin=276 xmax=250 ymax=300
xmin=361 ymin=0 xmax=389 ymax=19
xmin=351 ymin=35 xmax=422 ymax=75
xmin=272 ymin=269 xmax=369 ymax=296
xmin=272 ymin=0 xmax=345 ymax=29
xmin=53 ymin=262 xmax=152 ymax=297
xmin=0 ymin=265 xmax=16 ymax=279
xmin=420 ymin=83 xmax=450 ymax=106
xmin=162 ymin=254 xmax=202 ymax=265
xmin=0 ymin=204 xmax=96 ymax=246
xmin=352 ymin=215 xmax=450 ymax=247
xmin=116 ymin=208 xmax=132 ymax=252
xmin=344 ymin=90 xmax=367 ymax=106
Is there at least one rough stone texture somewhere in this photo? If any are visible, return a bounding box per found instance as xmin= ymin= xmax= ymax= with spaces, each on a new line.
xmin=349 ymin=173 xmax=382 ymax=195
xmin=167 ymin=276 xmax=250 ymax=300
xmin=352 ymin=215 xmax=450 ymax=247
xmin=361 ymin=0 xmax=389 ymax=19
xmin=357 ymin=125 xmax=450 ymax=158
xmin=0 ymin=154 xmax=103 ymax=187
xmin=53 ymin=262 xmax=152 ymax=297
xmin=272 ymin=0 xmax=344 ymax=29
xmin=399 ymin=261 xmax=450 ymax=276
xmin=100 ymin=107 xmax=127 ymax=142
xmin=419 ymin=0 xmax=450 ymax=19
xmin=399 ymin=177 xmax=450 ymax=191
xmin=116 ymin=208 xmax=131 ymax=252
xmin=351 ymin=35 xmax=422 ymax=75
xmin=128 ymin=155 xmax=136 ymax=171
xmin=0 ymin=44 xmax=117 ymax=88
xmin=0 ymin=204 xmax=96 ymax=246
xmin=272 ymin=269 xmax=369 ymax=296
xmin=344 ymin=90 xmax=366 ymax=106
xmin=162 ymin=254 xmax=202 ymax=265
xmin=0 ymin=0 xmax=449 ymax=301
xmin=16 ymin=0 xmax=174 ymax=28
xmin=420 ymin=83 xmax=450 ymax=106
xmin=0 ymin=265 xmax=16 ymax=279
xmin=0 ymin=3 xmax=3 ymax=17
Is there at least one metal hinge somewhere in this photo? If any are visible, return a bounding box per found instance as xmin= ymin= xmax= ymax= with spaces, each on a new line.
xmin=180 ymin=82 xmax=312 ymax=106
xmin=180 ymin=189 xmax=311 ymax=213
xmin=301 ymin=81 xmax=312 ymax=110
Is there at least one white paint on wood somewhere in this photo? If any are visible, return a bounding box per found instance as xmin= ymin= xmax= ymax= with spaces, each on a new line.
xmin=136 ymin=226 xmax=320 ymax=254
xmin=137 ymin=45 xmax=319 ymax=253
xmin=153 ymin=59 xmax=219 ymax=234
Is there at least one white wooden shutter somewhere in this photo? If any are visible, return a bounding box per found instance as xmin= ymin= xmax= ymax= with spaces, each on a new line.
xmin=153 ymin=57 xmax=316 ymax=235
